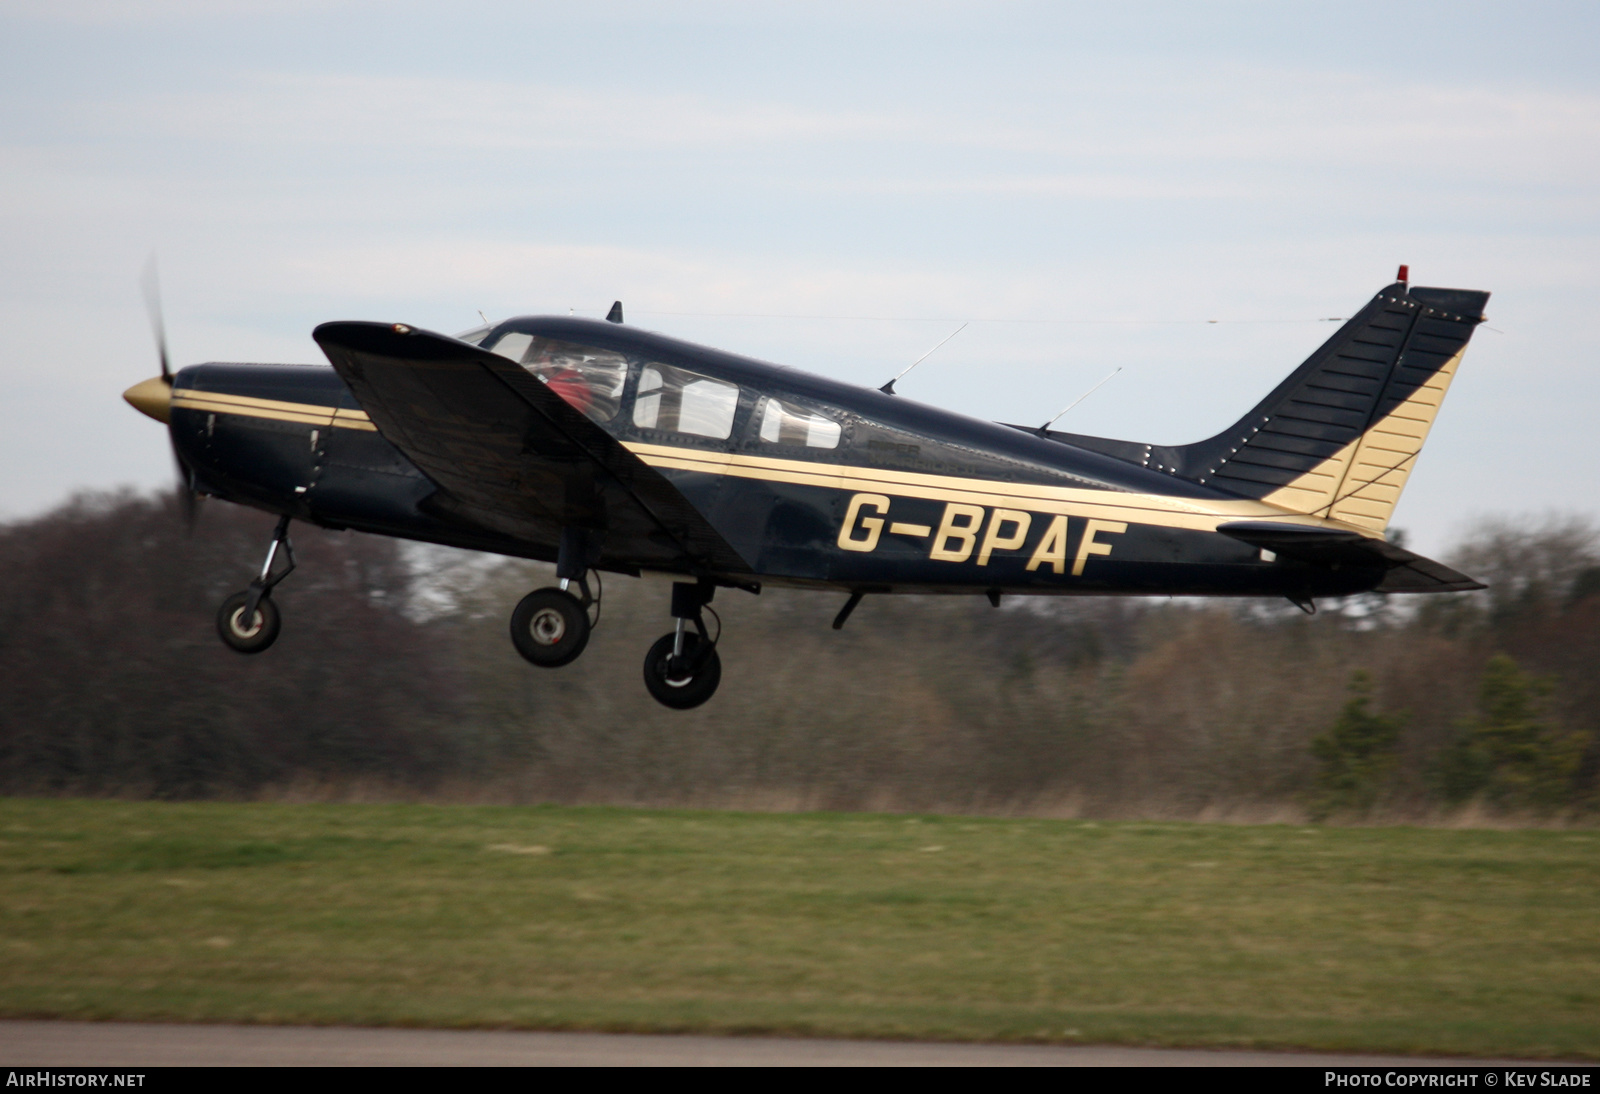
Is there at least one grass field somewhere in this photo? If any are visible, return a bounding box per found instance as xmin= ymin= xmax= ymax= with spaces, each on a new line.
xmin=0 ymin=798 xmax=1596 ymax=1058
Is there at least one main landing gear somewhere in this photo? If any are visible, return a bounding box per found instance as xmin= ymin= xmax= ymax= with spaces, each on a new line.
xmin=506 ymin=570 xmax=723 ymax=710
xmin=510 ymin=579 xmax=596 ymax=667
xmin=504 ymin=531 xmax=727 ymax=710
xmin=510 ymin=527 xmax=600 ymax=668
xmin=642 ymin=580 xmax=721 ymax=710
xmin=217 ymin=514 xmax=295 ymax=654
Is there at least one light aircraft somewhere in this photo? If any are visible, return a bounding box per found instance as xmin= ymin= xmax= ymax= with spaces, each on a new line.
xmin=124 ymin=268 xmax=1489 ymax=708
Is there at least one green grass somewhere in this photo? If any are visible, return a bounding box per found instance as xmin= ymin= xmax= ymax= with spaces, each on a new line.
xmin=1 ymin=798 xmax=1596 ymax=1057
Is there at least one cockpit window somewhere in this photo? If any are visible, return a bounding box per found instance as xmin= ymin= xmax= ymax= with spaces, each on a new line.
xmin=488 ymin=331 xmax=532 ymax=361
xmin=486 ymin=333 xmax=628 ymax=423
xmin=633 ymin=362 xmax=739 ymax=440
xmin=454 ymin=323 xmax=493 ymax=346
xmin=759 ymin=398 xmax=841 ymax=449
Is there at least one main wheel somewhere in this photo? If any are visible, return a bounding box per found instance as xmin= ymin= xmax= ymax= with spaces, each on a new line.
xmin=510 ymin=588 xmax=591 ymax=667
xmin=642 ymin=631 xmax=722 ymax=709
xmin=217 ymin=590 xmax=281 ymax=654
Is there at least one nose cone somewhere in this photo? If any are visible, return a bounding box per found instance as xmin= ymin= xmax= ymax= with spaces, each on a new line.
xmin=123 ymin=375 xmax=172 ymax=424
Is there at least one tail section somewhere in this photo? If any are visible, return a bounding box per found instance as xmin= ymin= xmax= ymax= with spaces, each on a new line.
xmin=1181 ymin=280 xmax=1489 ymax=532
xmin=1033 ymin=278 xmax=1489 ymax=534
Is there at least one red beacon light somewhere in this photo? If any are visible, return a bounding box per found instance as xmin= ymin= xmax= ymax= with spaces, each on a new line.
xmin=1397 ymin=264 xmax=1409 ymax=284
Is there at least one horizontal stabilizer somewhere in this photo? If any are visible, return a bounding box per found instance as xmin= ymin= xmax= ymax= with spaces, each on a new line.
xmin=1217 ymin=520 xmax=1484 ymax=593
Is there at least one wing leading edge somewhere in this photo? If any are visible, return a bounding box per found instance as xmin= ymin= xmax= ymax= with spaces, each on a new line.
xmin=312 ymin=321 xmax=751 ymax=577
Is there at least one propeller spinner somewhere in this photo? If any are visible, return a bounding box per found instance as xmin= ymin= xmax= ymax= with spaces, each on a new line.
xmin=122 ymin=259 xmax=198 ymax=524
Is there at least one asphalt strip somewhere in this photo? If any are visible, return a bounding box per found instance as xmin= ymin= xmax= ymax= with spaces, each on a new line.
xmin=0 ymin=1022 xmax=1562 ymax=1067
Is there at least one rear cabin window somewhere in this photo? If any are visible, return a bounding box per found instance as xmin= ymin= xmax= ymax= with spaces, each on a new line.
xmin=487 ymin=333 xmax=628 ymax=424
xmin=632 ymin=363 xmax=739 ymax=440
xmin=758 ymin=398 xmax=841 ymax=449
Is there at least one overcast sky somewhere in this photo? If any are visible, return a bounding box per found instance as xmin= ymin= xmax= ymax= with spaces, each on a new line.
xmin=2 ymin=0 xmax=1596 ymax=555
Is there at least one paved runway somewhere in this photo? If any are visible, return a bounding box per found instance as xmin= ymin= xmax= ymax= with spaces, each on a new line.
xmin=0 ymin=1022 xmax=1549 ymax=1067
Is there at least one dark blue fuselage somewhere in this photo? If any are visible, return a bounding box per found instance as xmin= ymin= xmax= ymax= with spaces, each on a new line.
xmin=170 ymin=317 xmax=1386 ymax=600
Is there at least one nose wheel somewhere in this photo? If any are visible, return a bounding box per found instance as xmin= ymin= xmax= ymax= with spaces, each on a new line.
xmin=216 ymin=514 xmax=295 ymax=655
xmin=217 ymin=590 xmax=281 ymax=653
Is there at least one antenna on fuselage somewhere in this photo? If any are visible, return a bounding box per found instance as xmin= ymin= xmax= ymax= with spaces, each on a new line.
xmin=1036 ymin=366 xmax=1122 ymax=436
xmin=880 ymin=322 xmax=967 ymax=395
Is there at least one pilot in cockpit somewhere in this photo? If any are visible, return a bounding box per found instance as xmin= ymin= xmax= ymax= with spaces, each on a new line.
xmin=519 ymin=339 xmax=627 ymax=423
xmin=532 ymin=350 xmax=595 ymax=418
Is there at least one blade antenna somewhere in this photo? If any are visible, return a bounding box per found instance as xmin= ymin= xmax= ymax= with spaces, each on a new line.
xmin=141 ymin=255 xmax=172 ymax=383
xmin=1036 ymin=367 xmax=1122 ymax=436
xmin=880 ymin=321 xmax=967 ymax=395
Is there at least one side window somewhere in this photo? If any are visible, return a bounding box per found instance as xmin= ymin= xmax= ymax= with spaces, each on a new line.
xmin=759 ymin=398 xmax=841 ymax=449
xmin=632 ymin=363 xmax=739 ymax=440
xmin=486 ymin=333 xmax=628 ymax=423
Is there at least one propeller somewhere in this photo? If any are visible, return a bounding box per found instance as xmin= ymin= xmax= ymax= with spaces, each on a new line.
xmin=141 ymin=257 xmax=172 ymax=383
xmin=134 ymin=258 xmax=199 ymax=528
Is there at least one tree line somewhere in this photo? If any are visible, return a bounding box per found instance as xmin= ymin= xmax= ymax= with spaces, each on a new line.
xmin=1 ymin=490 xmax=1595 ymax=822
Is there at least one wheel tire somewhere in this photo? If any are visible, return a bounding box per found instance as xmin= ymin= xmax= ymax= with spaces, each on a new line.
xmin=642 ymin=631 xmax=722 ymax=709
xmin=510 ymin=588 xmax=591 ymax=668
xmin=216 ymin=590 xmax=281 ymax=654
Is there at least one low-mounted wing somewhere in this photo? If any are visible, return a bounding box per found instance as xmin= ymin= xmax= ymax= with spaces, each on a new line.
xmin=313 ymin=321 xmax=751 ymax=576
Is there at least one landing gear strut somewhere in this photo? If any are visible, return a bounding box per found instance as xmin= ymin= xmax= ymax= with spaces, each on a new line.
xmin=510 ymin=527 xmax=599 ymax=668
xmin=217 ymin=514 xmax=295 ymax=654
xmin=642 ymin=580 xmax=721 ymax=710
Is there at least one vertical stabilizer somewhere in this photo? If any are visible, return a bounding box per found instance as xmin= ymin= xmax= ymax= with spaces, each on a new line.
xmin=1173 ymin=280 xmax=1489 ymax=533
xmin=1001 ymin=279 xmax=1489 ymax=534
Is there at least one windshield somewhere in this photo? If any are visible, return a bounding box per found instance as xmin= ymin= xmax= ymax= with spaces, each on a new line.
xmin=485 ymin=333 xmax=628 ymax=423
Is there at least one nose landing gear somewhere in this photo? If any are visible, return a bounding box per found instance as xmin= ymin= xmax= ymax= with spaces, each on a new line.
xmin=643 ymin=580 xmax=722 ymax=710
xmin=217 ymin=514 xmax=295 ymax=654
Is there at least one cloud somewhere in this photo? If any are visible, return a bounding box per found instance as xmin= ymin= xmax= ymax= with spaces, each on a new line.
xmin=95 ymin=73 xmax=896 ymax=154
xmin=48 ymin=60 xmax=1597 ymax=216
xmin=5 ymin=0 xmax=337 ymax=24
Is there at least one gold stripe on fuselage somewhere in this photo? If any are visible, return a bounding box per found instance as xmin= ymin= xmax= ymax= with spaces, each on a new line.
xmin=170 ymin=389 xmax=378 ymax=431
xmin=620 ymin=441 xmax=1373 ymax=538
xmin=169 ymin=388 xmax=1379 ymax=540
